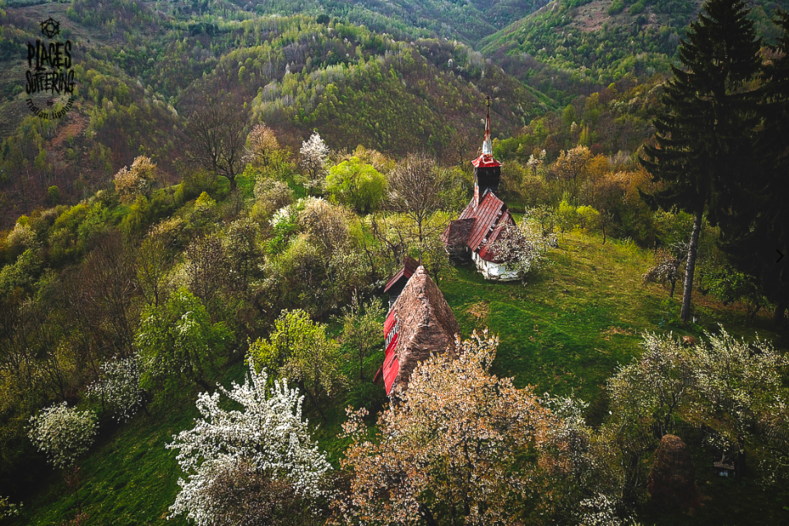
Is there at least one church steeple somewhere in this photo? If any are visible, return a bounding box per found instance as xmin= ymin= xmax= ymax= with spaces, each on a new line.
xmin=482 ymin=95 xmax=493 ymax=156
xmin=471 ymin=95 xmax=502 ymax=206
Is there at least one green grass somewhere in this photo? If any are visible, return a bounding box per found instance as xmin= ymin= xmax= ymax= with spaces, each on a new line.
xmin=11 ymin=232 xmax=786 ymax=525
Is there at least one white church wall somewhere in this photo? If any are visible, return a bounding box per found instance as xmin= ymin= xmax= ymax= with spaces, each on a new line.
xmin=472 ymin=252 xmax=519 ymax=282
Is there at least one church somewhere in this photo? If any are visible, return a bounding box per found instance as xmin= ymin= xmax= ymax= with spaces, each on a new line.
xmin=442 ymin=99 xmax=519 ymax=281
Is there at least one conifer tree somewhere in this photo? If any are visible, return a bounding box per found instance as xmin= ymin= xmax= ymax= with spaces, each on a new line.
xmin=640 ymin=0 xmax=761 ymax=323
xmin=718 ymin=11 xmax=789 ymax=327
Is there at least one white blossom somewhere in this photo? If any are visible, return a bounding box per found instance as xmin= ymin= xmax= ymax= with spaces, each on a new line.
xmin=87 ymin=355 xmax=146 ymax=423
xmin=299 ymin=131 xmax=329 ymax=189
xmin=166 ymin=359 xmax=332 ymax=525
xmin=28 ymin=402 xmax=98 ymax=471
xmin=490 ymin=219 xmax=556 ymax=282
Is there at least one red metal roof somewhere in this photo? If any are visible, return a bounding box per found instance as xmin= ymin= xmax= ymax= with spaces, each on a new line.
xmin=382 ymin=310 xmax=400 ymax=394
xmin=464 ymin=192 xmax=509 ymax=253
xmin=383 ymin=255 xmax=420 ymax=294
xmin=472 ymin=154 xmax=502 ymax=168
xmin=384 ymin=356 xmax=399 ymax=394
xmin=384 ymin=310 xmax=397 ymax=336
xmin=477 ymin=219 xmax=513 ymax=262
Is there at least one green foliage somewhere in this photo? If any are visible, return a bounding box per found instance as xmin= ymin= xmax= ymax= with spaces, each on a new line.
xmin=47 ymin=186 xmax=60 ymax=206
xmin=557 ymin=199 xmax=578 ymax=237
xmin=576 ymin=205 xmax=600 ymax=237
xmin=248 ymin=309 xmax=345 ymax=418
xmin=326 ymin=157 xmax=387 ymax=213
xmin=137 ymin=289 xmax=233 ymax=390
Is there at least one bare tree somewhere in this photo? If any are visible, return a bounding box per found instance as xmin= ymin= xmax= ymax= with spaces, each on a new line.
xmin=386 ymin=153 xmax=447 ymax=261
xmin=186 ymin=93 xmax=249 ymax=190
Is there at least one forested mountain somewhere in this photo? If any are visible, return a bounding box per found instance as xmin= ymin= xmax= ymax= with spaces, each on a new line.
xmin=0 ymin=0 xmax=551 ymax=227
xmin=481 ymin=0 xmax=789 ymax=86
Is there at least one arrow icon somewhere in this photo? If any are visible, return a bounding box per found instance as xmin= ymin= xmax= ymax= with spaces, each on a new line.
xmin=778 ymin=250 xmax=784 ymax=263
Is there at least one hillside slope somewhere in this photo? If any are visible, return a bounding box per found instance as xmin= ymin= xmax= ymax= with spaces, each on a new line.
xmin=481 ymin=0 xmax=789 ymax=84
xmin=0 ymin=2 xmax=554 ymax=227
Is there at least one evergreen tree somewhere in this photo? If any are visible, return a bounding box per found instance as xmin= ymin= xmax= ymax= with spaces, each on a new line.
xmin=640 ymin=0 xmax=761 ymax=323
xmin=718 ymin=11 xmax=789 ymax=328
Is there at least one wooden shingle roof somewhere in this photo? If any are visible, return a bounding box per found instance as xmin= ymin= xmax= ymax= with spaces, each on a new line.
xmin=383 ymin=266 xmax=460 ymax=395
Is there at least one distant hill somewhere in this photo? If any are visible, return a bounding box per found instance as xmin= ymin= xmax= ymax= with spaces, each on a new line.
xmin=481 ymin=0 xmax=789 ymax=84
xmin=220 ymin=0 xmax=553 ymax=45
xmin=0 ymin=1 xmax=554 ymax=227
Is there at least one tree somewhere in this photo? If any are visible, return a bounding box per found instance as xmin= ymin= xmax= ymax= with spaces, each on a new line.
xmin=166 ymin=359 xmax=332 ymax=526
xmin=299 ymin=132 xmax=329 ymax=191
xmin=243 ymin=123 xmax=286 ymax=174
xmin=248 ymin=309 xmax=345 ymax=421
xmin=386 ymin=153 xmax=447 ymax=261
xmin=184 ymin=235 xmax=228 ymax=309
xmin=718 ymin=11 xmax=789 ymax=328
xmin=490 ymin=220 xmax=556 ymax=284
xmin=113 ymin=156 xmax=156 ymax=204
xmin=556 ymin=198 xmax=578 ymax=239
xmin=87 ymin=355 xmax=148 ymax=422
xmin=0 ymin=495 xmax=22 ymax=519
xmin=688 ymin=327 xmax=788 ymax=479
xmin=28 ymin=402 xmax=98 ymax=472
xmin=640 ymin=0 xmax=761 ymax=324
xmin=187 ymin=94 xmax=249 ymax=190
xmin=136 ymin=289 xmax=233 ymax=391
xmin=536 ymin=395 xmax=633 ymax=525
xmin=607 ymin=332 xmax=693 ymax=439
xmin=333 ymin=331 xmax=551 ymax=526
xmin=642 ymin=248 xmax=682 ymax=298
xmin=339 ymin=294 xmax=385 ymax=381
xmin=552 ymin=145 xmax=591 ymax=201
xmin=325 ymin=157 xmax=387 ymax=213
xmin=28 ymin=403 xmax=98 ymax=514
xmin=136 ymin=232 xmax=173 ymax=308
xmin=576 ymin=205 xmax=600 ymax=238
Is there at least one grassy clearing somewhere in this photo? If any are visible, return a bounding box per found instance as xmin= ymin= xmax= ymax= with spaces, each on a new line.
xmin=11 ymin=232 xmax=786 ymax=525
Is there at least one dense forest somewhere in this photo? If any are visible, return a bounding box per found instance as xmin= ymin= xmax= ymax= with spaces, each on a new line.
xmin=1 ymin=0 xmax=789 ymax=524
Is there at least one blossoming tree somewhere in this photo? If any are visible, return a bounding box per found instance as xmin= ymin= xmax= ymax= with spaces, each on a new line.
xmin=333 ymin=330 xmax=551 ymax=526
xmin=166 ymin=360 xmax=332 ymax=526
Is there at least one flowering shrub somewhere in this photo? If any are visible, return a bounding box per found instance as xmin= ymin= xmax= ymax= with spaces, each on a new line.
xmin=28 ymin=402 xmax=98 ymax=471
xmin=87 ymin=355 xmax=146 ymax=423
xmin=166 ymin=360 xmax=331 ymax=525
xmin=490 ymin=220 xmax=556 ymax=282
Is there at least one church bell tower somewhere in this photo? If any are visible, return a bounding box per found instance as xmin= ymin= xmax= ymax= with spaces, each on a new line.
xmin=471 ymin=96 xmax=502 ymax=206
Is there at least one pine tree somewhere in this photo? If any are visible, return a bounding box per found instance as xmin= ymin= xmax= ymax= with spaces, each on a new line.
xmin=640 ymin=0 xmax=761 ymax=323
xmin=718 ymin=11 xmax=789 ymax=327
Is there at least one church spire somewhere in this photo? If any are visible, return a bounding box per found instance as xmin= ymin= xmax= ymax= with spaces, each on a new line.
xmin=482 ymin=95 xmax=493 ymax=156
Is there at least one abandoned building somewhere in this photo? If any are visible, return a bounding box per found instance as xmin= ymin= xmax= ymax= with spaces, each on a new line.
xmin=374 ymin=265 xmax=461 ymax=396
xmin=442 ymin=99 xmax=518 ymax=281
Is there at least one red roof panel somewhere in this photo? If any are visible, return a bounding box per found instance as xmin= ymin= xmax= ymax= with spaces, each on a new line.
xmin=384 ymin=355 xmax=399 ymax=394
xmin=472 ymin=154 xmax=502 ymax=168
xmin=384 ymin=310 xmax=397 ymax=336
xmin=465 ymin=191 xmax=508 ymax=252
xmin=383 ymin=255 xmax=420 ymax=293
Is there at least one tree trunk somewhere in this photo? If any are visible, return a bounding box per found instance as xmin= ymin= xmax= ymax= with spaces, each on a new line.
xmin=681 ymin=209 xmax=703 ymax=324
xmin=670 ymin=279 xmax=676 ymax=299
